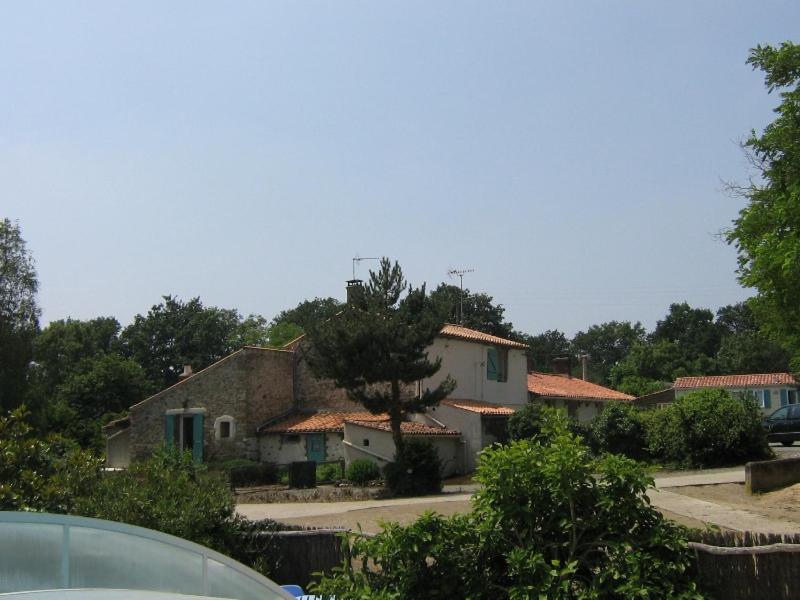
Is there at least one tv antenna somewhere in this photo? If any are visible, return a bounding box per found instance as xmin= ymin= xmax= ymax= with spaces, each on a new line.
xmin=352 ymin=255 xmax=379 ymax=280
xmin=447 ymin=267 xmax=475 ymax=325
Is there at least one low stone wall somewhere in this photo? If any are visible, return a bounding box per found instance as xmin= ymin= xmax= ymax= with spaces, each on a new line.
xmin=236 ymin=484 xmax=386 ymax=504
xmin=746 ymin=456 xmax=800 ymax=494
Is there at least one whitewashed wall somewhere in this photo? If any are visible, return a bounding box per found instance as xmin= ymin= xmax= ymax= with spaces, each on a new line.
xmin=423 ymin=338 xmax=527 ymax=406
xmin=342 ymin=422 xmax=463 ymax=477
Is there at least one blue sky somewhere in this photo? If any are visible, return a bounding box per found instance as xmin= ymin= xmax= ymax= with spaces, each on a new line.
xmin=2 ymin=2 xmax=798 ymax=336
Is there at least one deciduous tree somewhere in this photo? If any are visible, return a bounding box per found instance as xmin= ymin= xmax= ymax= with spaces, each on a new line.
xmin=0 ymin=219 xmax=40 ymax=411
xmin=726 ymin=41 xmax=800 ymax=367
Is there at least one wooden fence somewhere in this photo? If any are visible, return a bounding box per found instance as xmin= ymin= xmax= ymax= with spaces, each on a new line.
xmin=258 ymin=529 xmax=346 ymax=588
xmin=689 ymin=530 xmax=800 ymax=599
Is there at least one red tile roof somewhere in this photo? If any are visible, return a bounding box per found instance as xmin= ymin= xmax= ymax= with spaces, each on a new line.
xmin=346 ymin=419 xmax=461 ymax=436
xmin=441 ymin=398 xmax=516 ymax=416
xmin=439 ymin=324 xmax=528 ymax=349
xmin=258 ymin=411 xmax=388 ymax=434
xmin=528 ymin=372 xmax=634 ymax=402
xmin=674 ymin=373 xmax=798 ymax=389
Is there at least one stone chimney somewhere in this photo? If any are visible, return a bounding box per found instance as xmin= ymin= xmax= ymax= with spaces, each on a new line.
xmin=346 ymin=279 xmax=363 ymax=305
xmin=579 ymin=354 xmax=589 ymax=381
xmin=178 ymin=364 xmax=193 ymax=381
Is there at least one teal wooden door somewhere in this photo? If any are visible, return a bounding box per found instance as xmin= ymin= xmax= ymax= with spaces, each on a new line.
xmin=306 ymin=433 xmax=326 ymax=463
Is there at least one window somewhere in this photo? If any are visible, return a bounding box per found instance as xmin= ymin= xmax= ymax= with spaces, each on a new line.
xmin=363 ymin=439 xmax=370 ymax=447
xmin=213 ymin=415 xmax=235 ymax=441
xmin=487 ymin=347 xmax=508 ymax=382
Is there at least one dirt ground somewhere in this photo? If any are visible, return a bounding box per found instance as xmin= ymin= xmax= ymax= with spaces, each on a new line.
xmin=671 ymin=482 xmax=800 ymax=527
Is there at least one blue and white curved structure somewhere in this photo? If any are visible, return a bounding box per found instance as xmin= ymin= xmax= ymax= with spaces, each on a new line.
xmin=0 ymin=512 xmax=294 ymax=600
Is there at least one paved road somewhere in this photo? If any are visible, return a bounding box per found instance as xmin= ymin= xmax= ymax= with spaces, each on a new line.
xmin=237 ymin=457 xmax=800 ymax=535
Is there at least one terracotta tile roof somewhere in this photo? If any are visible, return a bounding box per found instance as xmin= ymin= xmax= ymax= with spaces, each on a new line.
xmin=258 ymin=411 xmax=388 ymax=434
xmin=528 ymin=372 xmax=634 ymax=402
xmin=439 ymin=324 xmax=528 ymax=349
xmin=674 ymin=373 xmax=798 ymax=389
xmin=441 ymin=398 xmax=516 ymax=416
xmin=346 ymin=419 xmax=461 ymax=436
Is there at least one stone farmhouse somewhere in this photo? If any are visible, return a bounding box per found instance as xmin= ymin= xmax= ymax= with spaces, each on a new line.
xmin=105 ymin=323 xmax=530 ymax=476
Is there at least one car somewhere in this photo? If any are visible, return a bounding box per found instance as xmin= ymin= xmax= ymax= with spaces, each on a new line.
xmin=762 ymin=404 xmax=800 ymax=446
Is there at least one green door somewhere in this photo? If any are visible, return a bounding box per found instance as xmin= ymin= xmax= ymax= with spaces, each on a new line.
xmin=306 ymin=433 xmax=326 ymax=463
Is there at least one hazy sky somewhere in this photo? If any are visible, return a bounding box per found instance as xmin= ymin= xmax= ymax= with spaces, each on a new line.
xmin=3 ymin=2 xmax=798 ymax=336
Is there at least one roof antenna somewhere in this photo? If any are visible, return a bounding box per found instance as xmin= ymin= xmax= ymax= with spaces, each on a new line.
xmin=447 ymin=268 xmax=475 ymax=325
xmin=352 ymin=254 xmax=379 ymax=280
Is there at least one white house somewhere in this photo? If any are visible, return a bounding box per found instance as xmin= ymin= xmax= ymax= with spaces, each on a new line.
xmin=673 ymin=373 xmax=800 ymax=416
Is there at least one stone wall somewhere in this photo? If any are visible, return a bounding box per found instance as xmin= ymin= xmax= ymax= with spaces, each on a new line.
xmin=129 ymin=347 xmax=294 ymax=462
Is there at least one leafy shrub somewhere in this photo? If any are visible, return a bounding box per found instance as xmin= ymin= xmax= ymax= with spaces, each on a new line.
xmin=646 ymin=388 xmax=771 ymax=467
xmin=383 ymin=440 xmax=442 ymax=497
xmin=507 ymin=402 xmax=545 ymax=440
xmin=75 ymin=448 xmax=239 ymax=552
xmin=590 ymin=402 xmax=648 ymax=459
xmin=313 ymin=418 xmax=700 ymax=599
xmin=346 ymin=459 xmax=380 ymax=485
xmin=317 ymin=462 xmax=343 ymax=483
xmin=0 ymin=407 xmax=102 ymax=513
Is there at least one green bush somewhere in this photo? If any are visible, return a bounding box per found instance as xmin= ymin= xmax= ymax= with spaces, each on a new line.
xmin=590 ymin=402 xmax=648 ymax=460
xmin=646 ymin=388 xmax=771 ymax=467
xmin=346 ymin=459 xmax=380 ymax=485
xmin=0 ymin=407 xmax=102 ymax=513
xmin=75 ymin=448 xmax=239 ymax=552
xmin=383 ymin=440 xmax=442 ymax=497
xmin=313 ymin=418 xmax=700 ymax=599
xmin=317 ymin=462 xmax=343 ymax=483
xmin=506 ymin=402 xmax=546 ymax=440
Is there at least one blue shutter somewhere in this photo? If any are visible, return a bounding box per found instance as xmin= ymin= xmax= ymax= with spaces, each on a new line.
xmin=781 ymin=389 xmax=788 ymax=407
xmin=192 ymin=413 xmax=204 ymax=463
xmin=165 ymin=415 xmax=175 ymax=447
xmin=487 ymin=348 xmax=498 ymax=381
xmin=764 ymin=390 xmax=772 ymax=409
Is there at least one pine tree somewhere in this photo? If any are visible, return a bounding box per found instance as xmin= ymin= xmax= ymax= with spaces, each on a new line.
xmin=306 ymin=259 xmax=455 ymax=460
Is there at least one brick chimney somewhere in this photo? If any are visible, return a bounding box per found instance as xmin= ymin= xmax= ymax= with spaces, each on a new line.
xmin=346 ymin=279 xmax=363 ymax=305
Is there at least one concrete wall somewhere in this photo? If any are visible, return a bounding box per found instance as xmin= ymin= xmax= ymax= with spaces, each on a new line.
xmin=423 ymin=338 xmax=527 ymax=406
xmin=106 ymin=428 xmax=131 ymax=468
xmin=129 ymin=347 xmax=294 ymax=462
xmin=342 ymin=422 xmax=463 ymax=477
xmin=746 ymin=456 xmax=800 ymax=494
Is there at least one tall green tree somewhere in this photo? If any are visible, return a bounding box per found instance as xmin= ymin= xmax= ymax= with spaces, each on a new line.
xmin=650 ymin=302 xmax=722 ymax=361
xmin=0 ymin=219 xmax=40 ymax=411
xmin=571 ymin=320 xmax=646 ymax=384
xmin=306 ymin=259 xmax=455 ymax=459
xmin=520 ymin=329 xmax=571 ymax=372
xmin=31 ymin=317 xmax=121 ymax=392
xmin=726 ymin=41 xmax=800 ymax=368
xmin=428 ymin=283 xmax=514 ymax=338
xmin=120 ymin=296 xmax=263 ymax=389
xmin=272 ymin=297 xmax=344 ymax=331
